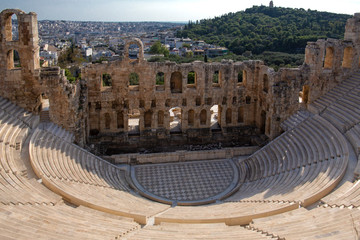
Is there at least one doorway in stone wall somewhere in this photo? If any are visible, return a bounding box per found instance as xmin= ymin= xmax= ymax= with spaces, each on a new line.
xmin=128 ymin=109 xmax=140 ymax=135
xmin=169 ymin=107 xmax=182 ymax=133
xmin=210 ymin=105 xmax=221 ymax=131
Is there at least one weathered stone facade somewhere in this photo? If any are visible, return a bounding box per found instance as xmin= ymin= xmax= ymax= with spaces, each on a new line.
xmin=1 ymin=9 xmax=360 ymax=154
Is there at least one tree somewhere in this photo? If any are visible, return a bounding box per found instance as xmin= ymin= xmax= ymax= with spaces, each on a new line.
xmin=149 ymin=41 xmax=169 ymax=57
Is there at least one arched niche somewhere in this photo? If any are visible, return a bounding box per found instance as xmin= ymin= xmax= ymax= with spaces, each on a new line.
xmin=226 ymin=108 xmax=232 ymax=124
xmin=170 ymin=72 xmax=182 ymax=93
xmin=144 ymin=110 xmax=152 ymax=128
xmin=342 ymin=46 xmax=353 ymax=69
xmin=188 ymin=109 xmax=195 ymax=126
xmin=200 ymin=109 xmax=207 ymax=125
xmin=323 ymin=46 xmax=334 ymax=69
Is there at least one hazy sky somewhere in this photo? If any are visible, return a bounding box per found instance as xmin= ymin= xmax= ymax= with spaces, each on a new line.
xmin=1 ymin=0 xmax=359 ymax=22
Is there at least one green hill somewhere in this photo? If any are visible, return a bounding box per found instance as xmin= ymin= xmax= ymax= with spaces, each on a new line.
xmin=177 ymin=6 xmax=350 ymax=55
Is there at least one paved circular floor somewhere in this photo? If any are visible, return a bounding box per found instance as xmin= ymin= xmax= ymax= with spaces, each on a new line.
xmin=131 ymin=159 xmax=239 ymax=205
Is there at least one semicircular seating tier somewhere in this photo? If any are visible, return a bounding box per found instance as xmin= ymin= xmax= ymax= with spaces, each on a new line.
xmin=1 ymin=70 xmax=359 ymax=237
xmin=29 ymin=126 xmax=170 ymax=224
xmin=0 ymin=97 xmax=142 ymax=239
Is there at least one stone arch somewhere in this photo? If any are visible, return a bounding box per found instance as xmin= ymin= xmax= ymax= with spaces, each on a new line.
xmin=1 ymin=9 xmax=24 ymax=42
xmin=324 ymin=46 xmax=334 ymax=69
xmin=200 ymin=109 xmax=207 ymax=125
xmin=158 ymin=110 xmax=164 ymax=126
xmin=124 ymin=38 xmax=144 ymax=61
xmin=104 ymin=113 xmax=111 ymax=130
xmin=7 ymin=49 xmax=21 ymax=69
xmin=170 ymin=71 xmax=182 ymax=93
xmin=226 ymin=108 xmax=232 ymax=124
xmin=169 ymin=107 xmax=182 ymax=132
xmin=144 ymin=110 xmax=152 ymax=128
xmin=342 ymin=46 xmax=353 ymax=68
xmin=117 ymin=111 xmax=124 ymax=129
xmin=188 ymin=109 xmax=195 ymax=126
xmin=263 ymin=74 xmax=269 ymax=93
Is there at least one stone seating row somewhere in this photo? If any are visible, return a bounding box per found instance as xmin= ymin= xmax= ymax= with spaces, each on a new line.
xmin=125 ymin=222 xmax=275 ymax=240
xmin=0 ymin=105 xmax=62 ymax=205
xmin=29 ymin=127 xmax=170 ymax=224
xmin=242 ymin=115 xmax=348 ymax=182
xmin=0 ymin=97 xmax=39 ymax=129
xmin=41 ymin=122 xmax=74 ymax=143
xmin=0 ymin=99 xmax=147 ymax=239
xmin=321 ymin=88 xmax=360 ymax=133
xmin=0 ymin=203 xmax=140 ymax=240
xmin=321 ymin=179 xmax=360 ymax=208
xmin=226 ymin=157 xmax=344 ymax=205
xmin=250 ymin=207 xmax=360 ymax=240
xmin=154 ymin=201 xmax=299 ymax=226
xmin=145 ymin=114 xmax=348 ymax=225
xmin=309 ymin=72 xmax=360 ymax=114
xmin=280 ymin=110 xmax=313 ymax=131
xmin=31 ymin=128 xmax=126 ymax=189
xmin=345 ymin=123 xmax=360 ymax=155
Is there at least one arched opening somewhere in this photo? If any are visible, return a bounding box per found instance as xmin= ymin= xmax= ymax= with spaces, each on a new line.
xmin=5 ymin=13 xmax=19 ymax=41
xmin=129 ymin=72 xmax=139 ymax=85
xmin=156 ymin=72 xmax=165 ymax=91
xmin=188 ymin=109 xmax=195 ymax=126
xmin=169 ymin=107 xmax=182 ymax=133
xmin=158 ymin=110 xmax=164 ymax=126
xmin=104 ymin=113 xmax=111 ymax=130
xmin=342 ymin=46 xmax=353 ymax=68
xmin=144 ymin=110 xmax=152 ymax=128
xmin=299 ymin=85 xmax=310 ymax=104
xmin=323 ymin=47 xmax=334 ymax=69
xmin=129 ymin=43 xmax=140 ymax=59
xmin=212 ymin=70 xmax=220 ymax=86
xmin=263 ymin=74 xmax=269 ymax=93
xmin=200 ymin=109 xmax=207 ymax=125
xmin=260 ymin=110 xmax=266 ymax=134
xmin=128 ymin=109 xmax=140 ymax=135
xmin=117 ymin=112 xmax=124 ymax=129
xmin=238 ymin=106 xmax=244 ymax=123
xmin=226 ymin=108 xmax=232 ymax=124
xmin=102 ymin=73 xmax=112 ymax=87
xmin=7 ymin=49 xmax=21 ymax=69
xmin=210 ymin=105 xmax=220 ymax=130
xmin=237 ymin=71 xmax=243 ymax=83
xmin=170 ymin=72 xmax=182 ymax=93
xmin=187 ymin=71 xmax=196 ymax=87
xmin=246 ymin=96 xmax=251 ymax=104
xmin=11 ymin=14 xmax=19 ymax=41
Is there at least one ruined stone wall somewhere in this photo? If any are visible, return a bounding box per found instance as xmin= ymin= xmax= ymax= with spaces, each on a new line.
xmin=0 ymin=9 xmax=42 ymax=112
xmin=1 ymin=9 xmax=360 ymax=152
